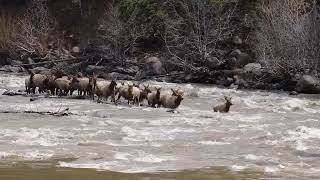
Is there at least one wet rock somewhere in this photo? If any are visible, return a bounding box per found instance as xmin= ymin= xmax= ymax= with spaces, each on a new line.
xmin=0 ymin=65 xmax=25 ymax=73
xmin=296 ymin=75 xmax=320 ymax=94
xmin=289 ymin=91 xmax=298 ymax=96
xmin=244 ymin=63 xmax=262 ymax=74
xmin=232 ymin=35 xmax=243 ymax=45
xmin=93 ymin=111 xmax=112 ymax=118
xmin=234 ymin=75 xmax=248 ymax=88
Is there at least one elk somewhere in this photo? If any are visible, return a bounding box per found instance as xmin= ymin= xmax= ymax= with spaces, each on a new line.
xmin=94 ymin=79 xmax=117 ymax=102
xmin=147 ymin=87 xmax=162 ymax=107
xmin=159 ymin=89 xmax=184 ymax=109
xmin=213 ymin=96 xmax=233 ymax=113
xmin=30 ymin=71 xmax=49 ymax=94
xmin=116 ymin=83 xmax=134 ymax=105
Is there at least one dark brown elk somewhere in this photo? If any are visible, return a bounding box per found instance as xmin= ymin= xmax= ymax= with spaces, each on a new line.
xmin=213 ymin=96 xmax=233 ymax=113
xmin=147 ymin=87 xmax=162 ymax=107
xmin=94 ymin=79 xmax=117 ymax=102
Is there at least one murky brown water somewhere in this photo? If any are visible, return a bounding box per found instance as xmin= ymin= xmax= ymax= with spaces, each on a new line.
xmin=0 ymin=72 xmax=320 ymax=179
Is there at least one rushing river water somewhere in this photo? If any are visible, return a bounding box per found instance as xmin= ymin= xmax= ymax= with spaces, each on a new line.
xmin=0 ymin=72 xmax=320 ymax=180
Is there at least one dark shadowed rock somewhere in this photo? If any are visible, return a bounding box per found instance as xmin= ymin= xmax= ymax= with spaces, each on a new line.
xmin=237 ymin=53 xmax=253 ymax=67
xmin=296 ymin=75 xmax=320 ymax=94
xmin=206 ymin=57 xmax=221 ymax=69
xmin=11 ymin=60 xmax=23 ymax=65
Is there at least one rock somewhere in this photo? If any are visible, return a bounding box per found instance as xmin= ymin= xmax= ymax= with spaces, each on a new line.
xmin=103 ymin=72 xmax=134 ymax=80
xmin=27 ymin=57 xmax=35 ymax=64
xmin=232 ymin=36 xmax=243 ymax=45
xmin=136 ymin=56 xmax=165 ymax=79
xmin=237 ymin=53 xmax=253 ymax=67
xmin=92 ymin=111 xmax=112 ymax=118
xmin=229 ymin=84 xmax=239 ymax=89
xmin=234 ymin=75 xmax=248 ymax=88
xmin=31 ymin=67 xmax=51 ymax=75
xmin=296 ymin=75 xmax=320 ymax=94
xmin=86 ymin=65 xmax=107 ymax=74
xmin=244 ymin=63 xmax=262 ymax=73
xmin=0 ymin=65 xmax=24 ymax=73
xmin=206 ymin=57 xmax=221 ymax=69
xmin=230 ymin=49 xmax=242 ymax=57
xmin=11 ymin=60 xmax=23 ymax=65
xmin=115 ymin=66 xmax=139 ymax=75
xmin=226 ymin=57 xmax=237 ymax=68
xmin=71 ymin=46 xmax=80 ymax=54
xmin=289 ymin=91 xmax=298 ymax=96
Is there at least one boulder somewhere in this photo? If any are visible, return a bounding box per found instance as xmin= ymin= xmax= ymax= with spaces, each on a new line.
xmin=296 ymin=75 xmax=320 ymax=94
xmin=206 ymin=57 xmax=221 ymax=69
xmin=136 ymin=56 xmax=165 ymax=79
xmin=244 ymin=63 xmax=262 ymax=74
xmin=11 ymin=60 xmax=23 ymax=65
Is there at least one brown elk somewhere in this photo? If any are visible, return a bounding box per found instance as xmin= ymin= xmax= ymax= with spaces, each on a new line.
xmin=213 ymin=96 xmax=233 ymax=113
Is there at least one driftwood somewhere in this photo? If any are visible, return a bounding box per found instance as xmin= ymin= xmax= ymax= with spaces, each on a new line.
xmin=0 ymin=108 xmax=73 ymax=117
xmin=14 ymin=56 xmax=91 ymax=67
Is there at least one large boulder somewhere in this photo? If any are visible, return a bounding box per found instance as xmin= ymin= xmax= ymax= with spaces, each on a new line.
xmin=296 ymin=75 xmax=320 ymax=94
xmin=244 ymin=63 xmax=262 ymax=74
xmin=206 ymin=56 xmax=221 ymax=69
xmin=135 ymin=56 xmax=165 ymax=79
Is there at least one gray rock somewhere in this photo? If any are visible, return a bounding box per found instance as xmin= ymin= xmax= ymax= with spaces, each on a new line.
xmin=86 ymin=65 xmax=106 ymax=74
xmin=230 ymin=49 xmax=242 ymax=57
xmin=206 ymin=57 xmax=221 ymax=69
xmin=289 ymin=91 xmax=298 ymax=96
xmin=232 ymin=36 xmax=243 ymax=45
xmin=244 ymin=63 xmax=262 ymax=74
xmin=296 ymin=75 xmax=320 ymax=94
xmin=92 ymin=111 xmax=112 ymax=118
xmin=11 ymin=60 xmax=23 ymax=65
xmin=227 ymin=57 xmax=237 ymax=68
xmin=28 ymin=57 xmax=35 ymax=64
xmin=135 ymin=56 xmax=165 ymax=79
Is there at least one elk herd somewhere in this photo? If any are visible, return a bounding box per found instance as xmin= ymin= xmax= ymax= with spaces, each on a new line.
xmin=24 ymin=70 xmax=233 ymax=112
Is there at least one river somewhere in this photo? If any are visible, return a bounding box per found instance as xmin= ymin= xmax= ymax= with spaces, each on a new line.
xmin=0 ymin=72 xmax=319 ymax=180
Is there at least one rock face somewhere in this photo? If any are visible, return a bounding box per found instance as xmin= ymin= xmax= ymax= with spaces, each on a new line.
xmin=296 ymin=75 xmax=320 ymax=94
